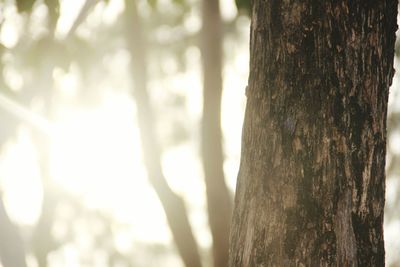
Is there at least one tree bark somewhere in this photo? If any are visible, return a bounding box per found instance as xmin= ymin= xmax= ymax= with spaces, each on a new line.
xmin=200 ymin=0 xmax=232 ymax=267
xmin=229 ymin=1 xmax=397 ymax=266
xmin=124 ymin=2 xmax=202 ymax=267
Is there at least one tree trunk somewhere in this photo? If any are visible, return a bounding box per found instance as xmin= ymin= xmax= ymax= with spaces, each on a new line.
xmin=200 ymin=0 xmax=232 ymax=267
xmin=0 ymin=66 xmax=27 ymax=267
xmin=229 ymin=1 xmax=397 ymax=266
xmin=124 ymin=2 xmax=202 ymax=267
xmin=0 ymin=193 xmax=27 ymax=267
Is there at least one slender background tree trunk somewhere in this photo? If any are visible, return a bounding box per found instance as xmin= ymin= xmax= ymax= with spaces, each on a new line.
xmin=124 ymin=2 xmax=202 ymax=267
xmin=0 ymin=46 xmax=27 ymax=267
xmin=201 ymin=0 xmax=232 ymax=267
xmin=230 ymin=1 xmax=397 ymax=266
xmin=0 ymin=197 xmax=27 ymax=267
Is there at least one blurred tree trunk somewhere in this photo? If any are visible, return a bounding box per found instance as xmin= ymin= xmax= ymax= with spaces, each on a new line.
xmin=0 ymin=48 xmax=27 ymax=267
xmin=30 ymin=9 xmax=60 ymax=265
xmin=0 ymin=196 xmax=27 ymax=267
xmin=230 ymin=1 xmax=397 ymax=266
xmin=124 ymin=2 xmax=202 ymax=267
xmin=31 ymin=58 xmax=57 ymax=267
xmin=200 ymin=0 xmax=231 ymax=267
xmin=31 ymin=144 xmax=58 ymax=267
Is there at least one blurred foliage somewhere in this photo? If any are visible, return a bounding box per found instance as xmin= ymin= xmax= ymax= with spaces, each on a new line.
xmin=147 ymin=0 xmax=187 ymax=10
xmin=235 ymin=0 xmax=250 ymax=15
xmin=15 ymin=0 xmax=36 ymax=13
xmin=27 ymin=36 xmax=70 ymax=70
xmin=148 ymin=0 xmax=158 ymax=9
xmin=1 ymin=0 xmax=216 ymax=265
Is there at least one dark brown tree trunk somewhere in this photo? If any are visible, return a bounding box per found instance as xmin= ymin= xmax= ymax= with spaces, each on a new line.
xmin=200 ymin=0 xmax=232 ymax=267
xmin=229 ymin=1 xmax=397 ymax=266
xmin=124 ymin=2 xmax=202 ymax=267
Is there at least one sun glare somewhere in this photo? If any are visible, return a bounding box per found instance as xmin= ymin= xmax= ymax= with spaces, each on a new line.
xmin=0 ymin=129 xmax=42 ymax=225
xmin=49 ymin=93 xmax=174 ymax=244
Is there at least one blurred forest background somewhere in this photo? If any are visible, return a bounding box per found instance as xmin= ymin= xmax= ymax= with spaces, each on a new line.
xmin=0 ymin=0 xmax=398 ymax=266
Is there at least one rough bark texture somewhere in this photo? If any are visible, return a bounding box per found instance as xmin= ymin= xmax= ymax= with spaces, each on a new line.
xmin=201 ymin=0 xmax=232 ymax=266
xmin=124 ymin=2 xmax=202 ymax=267
xmin=230 ymin=1 xmax=397 ymax=266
